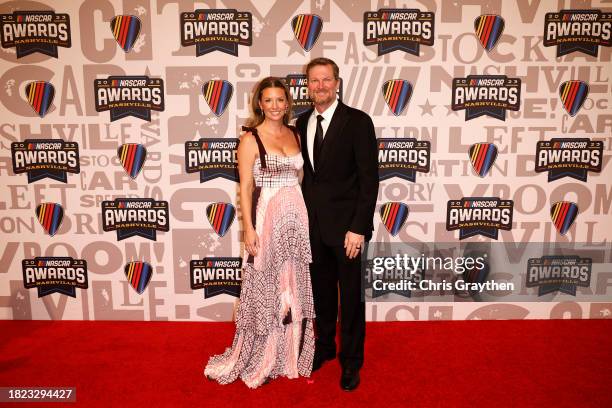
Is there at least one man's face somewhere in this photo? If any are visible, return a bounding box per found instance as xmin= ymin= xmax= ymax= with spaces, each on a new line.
xmin=307 ymin=64 xmax=339 ymax=108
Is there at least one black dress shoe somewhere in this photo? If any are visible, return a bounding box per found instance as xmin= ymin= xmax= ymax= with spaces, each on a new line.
xmin=340 ymin=367 xmax=360 ymax=391
xmin=312 ymin=351 xmax=335 ymax=372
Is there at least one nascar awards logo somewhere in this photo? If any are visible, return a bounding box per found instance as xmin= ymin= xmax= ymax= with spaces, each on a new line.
xmin=550 ymin=201 xmax=578 ymax=236
xmin=363 ymin=8 xmax=434 ymax=56
xmin=469 ymin=143 xmax=498 ymax=177
xmin=35 ymin=202 xmax=64 ymax=236
xmin=124 ymin=261 xmax=153 ymax=294
xmin=559 ymin=80 xmax=589 ymax=117
xmin=380 ymin=202 xmax=409 ymax=236
xmin=190 ymin=257 xmax=242 ymax=298
xmin=24 ymin=81 xmax=54 ymax=117
xmin=291 ymin=14 xmax=323 ymax=52
xmin=110 ymin=15 xmax=141 ymax=52
xmin=544 ymin=9 xmax=611 ymax=57
xmin=382 ymin=79 xmax=413 ymax=116
xmin=118 ymin=143 xmax=146 ymax=179
xmin=526 ymin=256 xmax=591 ymax=296
xmin=284 ymin=74 xmax=343 ymax=117
xmin=377 ymin=138 xmax=430 ymax=182
xmin=535 ymin=138 xmax=602 ymax=182
xmin=102 ymin=198 xmax=169 ymax=241
xmin=185 ymin=139 xmax=239 ymax=182
xmin=94 ymin=76 xmax=164 ymax=122
xmin=22 ymin=257 xmax=88 ymax=298
xmin=12 ymin=139 xmax=79 ymax=183
xmin=446 ymin=197 xmax=513 ymax=240
xmin=180 ymin=9 xmax=252 ymax=56
xmin=474 ymin=15 xmax=504 ymax=52
xmin=0 ymin=11 xmax=71 ymax=58
xmin=206 ymin=202 xmax=235 ymax=237
xmin=202 ymin=80 xmax=233 ymax=117
xmin=452 ymin=75 xmax=521 ymax=121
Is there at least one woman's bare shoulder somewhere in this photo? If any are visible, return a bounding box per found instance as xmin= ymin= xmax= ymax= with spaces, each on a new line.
xmin=239 ymin=130 xmax=258 ymax=147
xmin=238 ymin=130 xmax=259 ymax=162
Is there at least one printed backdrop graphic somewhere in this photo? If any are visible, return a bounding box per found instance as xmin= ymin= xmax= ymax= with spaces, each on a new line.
xmin=0 ymin=1 xmax=610 ymax=322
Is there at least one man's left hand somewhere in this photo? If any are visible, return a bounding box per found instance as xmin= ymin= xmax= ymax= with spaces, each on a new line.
xmin=344 ymin=231 xmax=365 ymax=259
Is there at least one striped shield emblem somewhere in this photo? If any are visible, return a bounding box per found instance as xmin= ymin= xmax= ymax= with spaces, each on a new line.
xmin=291 ymin=14 xmax=323 ymax=51
xmin=550 ymin=201 xmax=578 ymax=236
xmin=124 ymin=261 xmax=153 ymax=294
xmin=25 ymin=81 xmax=54 ymax=118
xmin=474 ymin=15 xmax=504 ymax=52
xmin=463 ymin=262 xmax=489 ymax=287
xmin=380 ymin=202 xmax=409 ymax=236
xmin=382 ymin=79 xmax=413 ymax=116
xmin=202 ymin=80 xmax=233 ymax=117
xmin=559 ymin=80 xmax=589 ymax=117
xmin=35 ymin=202 xmax=64 ymax=236
xmin=469 ymin=143 xmax=498 ymax=177
xmin=110 ymin=15 xmax=141 ymax=52
xmin=117 ymin=143 xmax=147 ymax=179
xmin=460 ymin=248 xmax=490 ymax=299
xmin=206 ymin=202 xmax=236 ymax=237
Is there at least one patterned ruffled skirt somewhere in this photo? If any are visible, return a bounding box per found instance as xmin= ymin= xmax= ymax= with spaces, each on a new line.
xmin=204 ymin=185 xmax=315 ymax=388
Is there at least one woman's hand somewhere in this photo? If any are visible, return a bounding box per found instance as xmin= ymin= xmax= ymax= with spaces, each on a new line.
xmin=244 ymin=228 xmax=260 ymax=256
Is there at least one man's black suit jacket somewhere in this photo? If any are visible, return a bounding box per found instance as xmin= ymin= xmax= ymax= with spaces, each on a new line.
xmin=297 ymin=101 xmax=379 ymax=246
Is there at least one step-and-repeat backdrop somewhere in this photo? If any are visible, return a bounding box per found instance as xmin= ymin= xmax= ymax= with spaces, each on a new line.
xmin=1 ymin=0 xmax=611 ymax=321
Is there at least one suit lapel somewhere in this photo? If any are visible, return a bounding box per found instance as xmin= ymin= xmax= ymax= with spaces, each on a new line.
xmin=315 ymin=102 xmax=348 ymax=173
xmin=297 ymin=109 xmax=314 ymax=173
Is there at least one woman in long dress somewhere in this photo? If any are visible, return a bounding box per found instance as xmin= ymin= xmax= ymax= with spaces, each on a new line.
xmin=204 ymin=77 xmax=315 ymax=388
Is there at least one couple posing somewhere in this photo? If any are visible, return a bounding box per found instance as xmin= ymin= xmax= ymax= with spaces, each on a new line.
xmin=205 ymin=58 xmax=379 ymax=391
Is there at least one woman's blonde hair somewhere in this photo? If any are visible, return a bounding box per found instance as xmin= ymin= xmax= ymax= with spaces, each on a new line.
xmin=246 ymin=76 xmax=293 ymax=127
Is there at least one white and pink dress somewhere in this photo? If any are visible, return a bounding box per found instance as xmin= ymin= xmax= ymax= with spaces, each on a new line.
xmin=204 ymin=126 xmax=315 ymax=388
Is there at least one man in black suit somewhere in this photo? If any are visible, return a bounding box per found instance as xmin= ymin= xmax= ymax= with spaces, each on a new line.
xmin=296 ymin=58 xmax=379 ymax=391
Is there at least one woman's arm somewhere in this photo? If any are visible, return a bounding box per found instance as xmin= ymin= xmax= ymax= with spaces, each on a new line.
xmin=237 ymin=132 xmax=259 ymax=255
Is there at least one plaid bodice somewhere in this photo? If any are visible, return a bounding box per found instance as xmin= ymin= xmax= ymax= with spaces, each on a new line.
xmin=243 ymin=126 xmax=303 ymax=188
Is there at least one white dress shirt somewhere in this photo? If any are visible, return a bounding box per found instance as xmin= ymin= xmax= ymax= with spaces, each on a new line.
xmin=306 ymin=98 xmax=339 ymax=166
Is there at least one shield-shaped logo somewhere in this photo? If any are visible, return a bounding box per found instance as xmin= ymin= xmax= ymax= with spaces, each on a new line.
xmin=559 ymin=80 xmax=589 ymax=117
xmin=550 ymin=201 xmax=578 ymax=235
xmin=382 ymin=79 xmax=413 ymax=116
xmin=25 ymin=81 xmax=54 ymax=118
xmin=380 ymin=202 xmax=409 ymax=236
xmin=35 ymin=202 xmax=64 ymax=236
xmin=459 ymin=250 xmax=490 ymax=299
xmin=110 ymin=15 xmax=141 ymax=52
xmin=291 ymin=14 xmax=323 ymax=51
xmin=474 ymin=15 xmax=504 ymax=52
xmin=124 ymin=261 xmax=153 ymax=294
xmin=117 ymin=143 xmax=147 ymax=179
xmin=469 ymin=143 xmax=498 ymax=177
xmin=206 ymin=202 xmax=236 ymax=237
xmin=202 ymin=80 xmax=233 ymax=117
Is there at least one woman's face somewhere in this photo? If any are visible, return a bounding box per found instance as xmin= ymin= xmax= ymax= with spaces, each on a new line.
xmin=259 ymin=86 xmax=288 ymax=122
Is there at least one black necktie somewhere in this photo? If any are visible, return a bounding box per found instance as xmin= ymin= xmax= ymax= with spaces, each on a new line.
xmin=314 ymin=114 xmax=324 ymax=167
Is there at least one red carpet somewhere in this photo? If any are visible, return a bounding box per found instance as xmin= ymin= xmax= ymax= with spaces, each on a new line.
xmin=1 ymin=320 xmax=611 ymax=407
